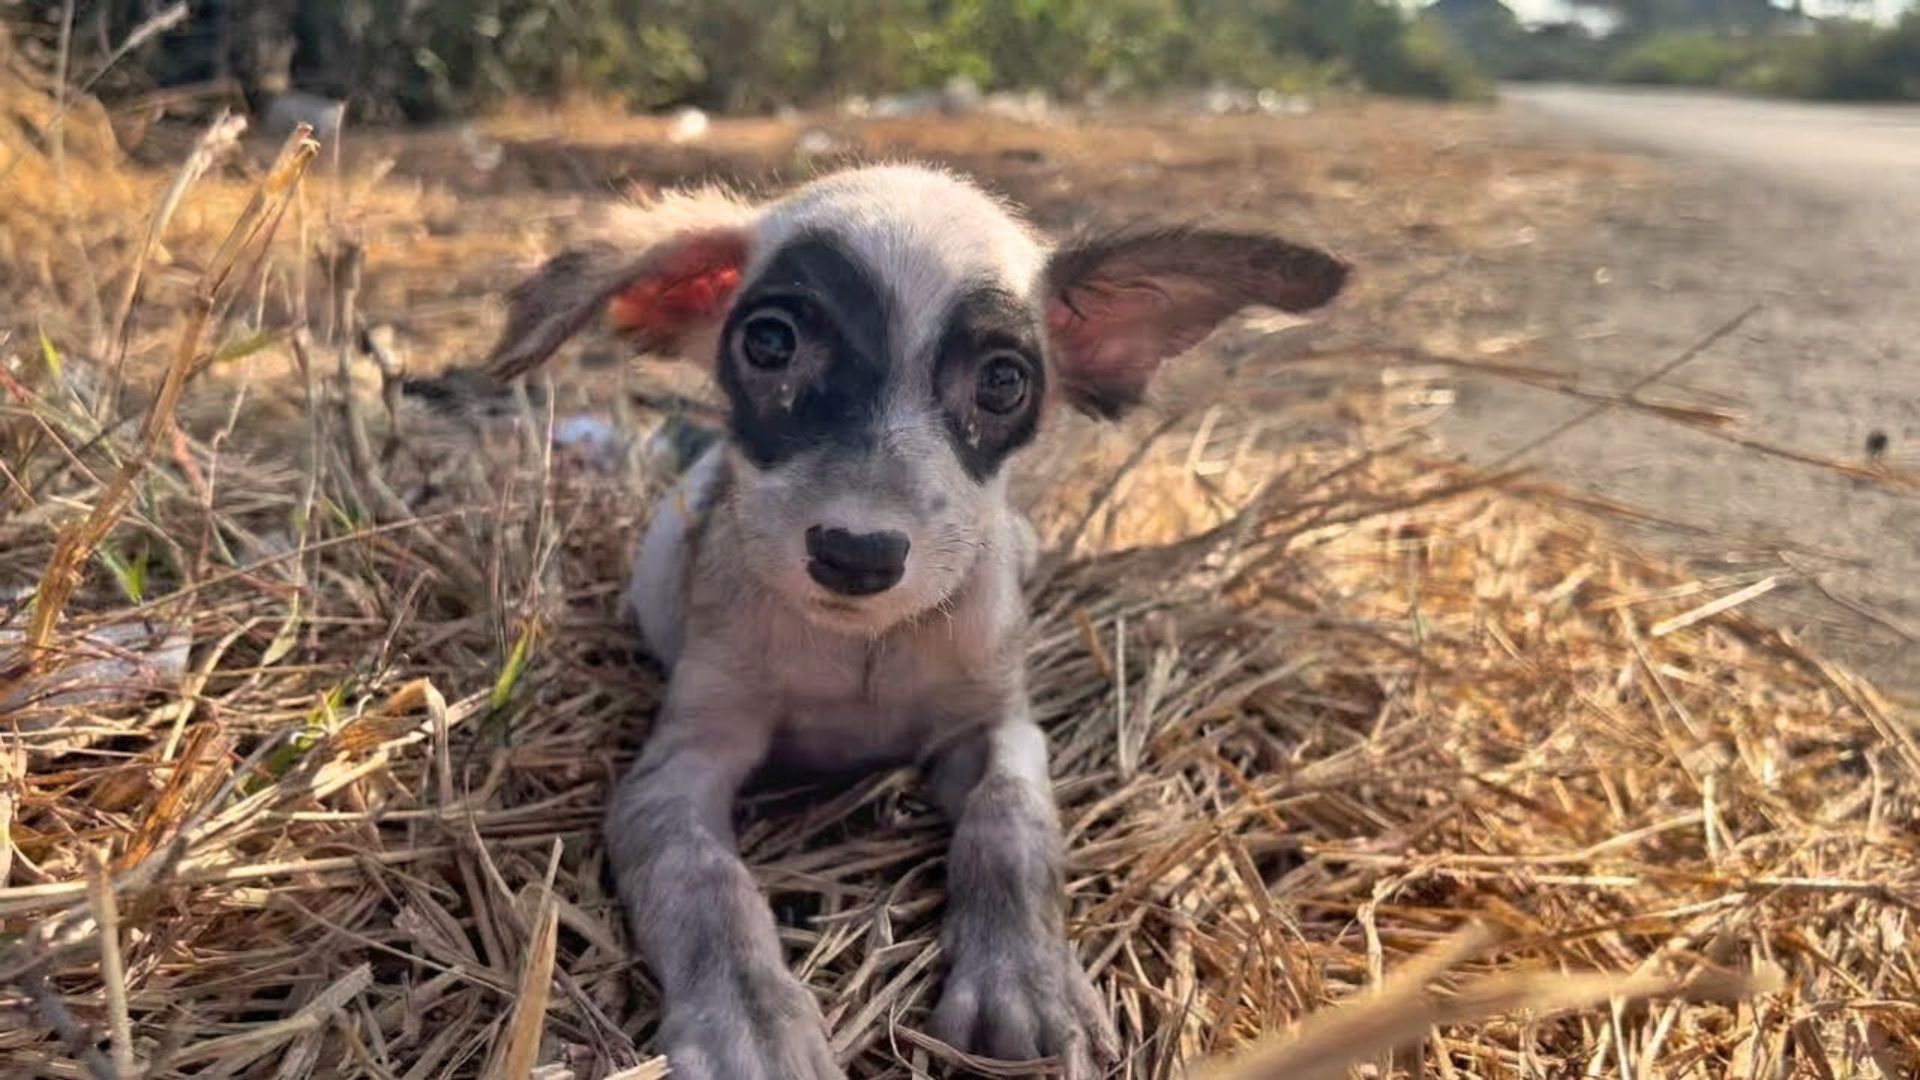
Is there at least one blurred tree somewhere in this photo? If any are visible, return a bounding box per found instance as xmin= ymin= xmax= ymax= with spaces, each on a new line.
xmin=1569 ymin=0 xmax=1804 ymax=36
xmin=1422 ymin=0 xmax=1527 ymax=71
xmin=5 ymin=0 xmax=1493 ymax=118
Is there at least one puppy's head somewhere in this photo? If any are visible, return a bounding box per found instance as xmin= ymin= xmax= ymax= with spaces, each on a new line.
xmin=490 ymin=165 xmax=1347 ymax=635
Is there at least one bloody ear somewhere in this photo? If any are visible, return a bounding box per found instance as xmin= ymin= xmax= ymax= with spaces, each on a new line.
xmin=1044 ymin=227 xmax=1349 ymax=418
xmin=484 ymin=229 xmax=749 ymax=381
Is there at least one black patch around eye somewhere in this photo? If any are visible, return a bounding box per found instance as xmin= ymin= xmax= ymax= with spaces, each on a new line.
xmin=716 ymin=233 xmax=893 ymax=467
xmin=934 ymin=285 xmax=1046 ymax=482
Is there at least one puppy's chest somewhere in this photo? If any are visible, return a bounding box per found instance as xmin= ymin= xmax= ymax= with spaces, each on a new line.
xmin=758 ymin=621 xmax=1002 ymax=772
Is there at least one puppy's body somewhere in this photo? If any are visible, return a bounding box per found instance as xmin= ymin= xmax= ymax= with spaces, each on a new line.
xmin=481 ymin=163 xmax=1347 ymax=1080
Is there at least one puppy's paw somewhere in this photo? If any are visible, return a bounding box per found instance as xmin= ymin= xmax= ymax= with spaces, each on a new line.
xmin=932 ymin=937 xmax=1119 ymax=1079
xmin=657 ymin=966 xmax=844 ymax=1080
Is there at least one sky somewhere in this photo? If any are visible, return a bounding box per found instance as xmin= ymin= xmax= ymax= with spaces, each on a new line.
xmin=1499 ymin=0 xmax=1912 ymax=24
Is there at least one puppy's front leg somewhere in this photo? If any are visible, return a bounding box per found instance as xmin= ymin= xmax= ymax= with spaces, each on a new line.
xmin=928 ymin=717 xmax=1119 ymax=1078
xmin=606 ymin=682 xmax=842 ymax=1080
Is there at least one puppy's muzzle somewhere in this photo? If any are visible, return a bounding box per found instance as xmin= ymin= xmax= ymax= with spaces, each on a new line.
xmin=805 ymin=526 xmax=910 ymax=597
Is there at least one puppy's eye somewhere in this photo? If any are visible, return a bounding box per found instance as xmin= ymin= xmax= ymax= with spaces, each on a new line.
xmin=738 ymin=310 xmax=798 ymax=370
xmin=975 ymin=352 xmax=1031 ymax=415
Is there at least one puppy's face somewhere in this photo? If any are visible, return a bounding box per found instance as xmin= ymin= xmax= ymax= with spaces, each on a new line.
xmin=486 ymin=166 xmax=1348 ymax=636
xmin=711 ymin=171 xmax=1054 ymax=634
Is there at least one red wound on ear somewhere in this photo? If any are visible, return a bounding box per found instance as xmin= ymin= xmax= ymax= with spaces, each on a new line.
xmin=607 ymin=231 xmax=748 ymax=343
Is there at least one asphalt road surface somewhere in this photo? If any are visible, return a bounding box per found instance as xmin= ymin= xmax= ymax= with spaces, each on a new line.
xmin=1504 ymin=84 xmax=1920 ymax=199
xmin=1437 ymin=85 xmax=1918 ymax=693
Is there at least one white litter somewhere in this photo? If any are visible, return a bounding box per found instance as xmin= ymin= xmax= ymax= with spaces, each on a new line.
xmin=795 ymin=128 xmax=843 ymax=157
xmin=552 ymin=415 xmax=628 ymax=471
xmin=458 ymin=124 xmax=505 ymax=172
xmin=982 ymin=89 xmax=1054 ymax=124
xmin=1 ymin=621 xmax=191 ymax=723
xmin=667 ymin=107 xmax=710 ymax=144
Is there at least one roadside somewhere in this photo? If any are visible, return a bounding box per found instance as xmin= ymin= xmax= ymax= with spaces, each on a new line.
xmin=1428 ymin=86 xmax=1918 ymax=693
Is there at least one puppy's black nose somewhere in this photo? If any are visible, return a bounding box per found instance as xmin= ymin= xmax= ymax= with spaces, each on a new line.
xmin=805 ymin=526 xmax=910 ymax=596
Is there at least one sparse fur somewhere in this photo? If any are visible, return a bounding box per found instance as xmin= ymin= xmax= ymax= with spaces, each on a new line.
xmin=476 ymin=163 xmax=1347 ymax=1079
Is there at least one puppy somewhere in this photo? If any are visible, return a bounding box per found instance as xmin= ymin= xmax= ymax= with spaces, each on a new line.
xmin=481 ymin=164 xmax=1348 ymax=1079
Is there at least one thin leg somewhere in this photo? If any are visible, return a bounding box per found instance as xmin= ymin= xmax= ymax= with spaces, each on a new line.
xmin=928 ymin=720 xmax=1120 ymax=1078
xmin=606 ymin=705 xmax=843 ymax=1080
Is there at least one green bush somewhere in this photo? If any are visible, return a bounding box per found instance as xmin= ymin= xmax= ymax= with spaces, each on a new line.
xmin=1604 ymin=16 xmax=1920 ymax=101
xmin=1497 ymin=23 xmax=1613 ymax=82
xmin=1607 ymin=33 xmax=1755 ymax=86
xmin=8 ymin=0 xmax=1489 ymax=121
xmin=1780 ymin=16 xmax=1920 ymax=100
xmin=1387 ymin=20 xmax=1496 ymax=100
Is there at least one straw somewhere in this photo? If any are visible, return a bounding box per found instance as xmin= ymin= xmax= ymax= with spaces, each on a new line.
xmin=1 ymin=62 xmax=1912 ymax=1080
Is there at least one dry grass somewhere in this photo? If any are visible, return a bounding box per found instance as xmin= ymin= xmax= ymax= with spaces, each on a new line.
xmin=2 ymin=56 xmax=1916 ymax=1080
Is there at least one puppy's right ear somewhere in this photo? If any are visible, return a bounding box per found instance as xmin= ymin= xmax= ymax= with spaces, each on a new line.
xmin=1044 ymin=227 xmax=1347 ymax=419
xmin=484 ymin=227 xmax=751 ymax=381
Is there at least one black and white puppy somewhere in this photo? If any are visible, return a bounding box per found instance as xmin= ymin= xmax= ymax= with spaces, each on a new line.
xmin=482 ymin=165 xmax=1348 ymax=1079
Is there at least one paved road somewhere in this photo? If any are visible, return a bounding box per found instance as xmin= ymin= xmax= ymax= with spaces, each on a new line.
xmin=1435 ymin=86 xmax=1919 ymax=693
xmin=1503 ymin=84 xmax=1920 ymax=199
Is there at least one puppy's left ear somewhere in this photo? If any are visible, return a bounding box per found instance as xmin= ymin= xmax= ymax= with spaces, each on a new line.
xmin=484 ymin=229 xmax=750 ymax=381
xmin=1044 ymin=228 xmax=1348 ymax=418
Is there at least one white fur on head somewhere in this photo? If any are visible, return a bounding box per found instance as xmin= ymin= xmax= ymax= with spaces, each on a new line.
xmin=598 ymin=183 xmax=759 ymax=250
xmin=751 ymin=165 xmax=1051 ymax=363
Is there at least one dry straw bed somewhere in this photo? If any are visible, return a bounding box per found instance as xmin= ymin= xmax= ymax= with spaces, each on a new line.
xmin=3 ymin=51 xmax=1917 ymax=1080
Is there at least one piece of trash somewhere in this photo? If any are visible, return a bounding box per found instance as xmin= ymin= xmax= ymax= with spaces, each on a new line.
xmin=458 ymin=124 xmax=504 ymax=172
xmin=871 ymin=91 xmax=939 ymax=119
xmin=667 ymin=107 xmax=709 ymax=144
xmin=795 ymin=128 xmax=843 ymax=157
xmin=1 ymin=622 xmax=191 ymax=735
xmin=553 ymin=415 xmax=617 ymax=451
xmin=982 ymin=89 xmax=1054 ymax=124
xmin=552 ymin=415 xmax=629 ymax=471
xmin=1257 ymin=89 xmax=1313 ymax=116
xmin=1201 ymin=84 xmax=1256 ymax=115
